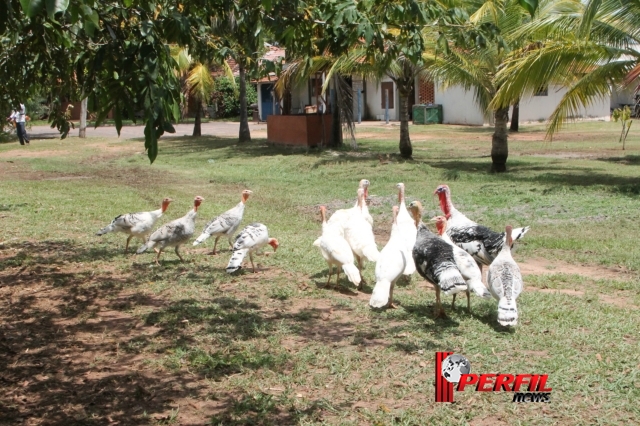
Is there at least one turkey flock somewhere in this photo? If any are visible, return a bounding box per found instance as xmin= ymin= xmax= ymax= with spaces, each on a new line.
xmin=95 ymin=180 xmax=527 ymax=327
xmin=96 ymin=191 xmax=278 ymax=274
xmin=314 ymin=180 xmax=528 ymax=326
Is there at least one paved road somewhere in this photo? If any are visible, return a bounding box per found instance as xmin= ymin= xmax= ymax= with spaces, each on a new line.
xmin=27 ymin=121 xmax=269 ymax=140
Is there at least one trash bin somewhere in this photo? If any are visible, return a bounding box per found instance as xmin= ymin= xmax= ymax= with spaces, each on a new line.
xmin=413 ymin=104 xmax=443 ymax=125
xmin=250 ymin=103 xmax=260 ymax=122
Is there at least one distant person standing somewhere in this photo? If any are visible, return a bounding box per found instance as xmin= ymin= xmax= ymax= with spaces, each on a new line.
xmin=7 ymin=103 xmax=30 ymax=145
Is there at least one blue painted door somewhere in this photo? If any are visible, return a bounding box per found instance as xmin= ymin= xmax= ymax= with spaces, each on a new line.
xmin=261 ymin=84 xmax=273 ymax=120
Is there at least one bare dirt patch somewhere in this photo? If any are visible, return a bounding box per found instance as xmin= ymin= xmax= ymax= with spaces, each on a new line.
xmin=0 ymin=241 xmax=248 ymax=424
xmin=0 ymin=149 xmax=71 ymax=159
xmin=519 ymin=256 xmax=633 ymax=281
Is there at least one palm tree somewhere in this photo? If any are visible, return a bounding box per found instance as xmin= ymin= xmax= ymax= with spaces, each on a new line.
xmin=171 ymin=47 xmax=235 ymax=136
xmin=492 ymin=0 xmax=640 ymax=139
xmin=423 ymin=0 xmax=534 ymax=172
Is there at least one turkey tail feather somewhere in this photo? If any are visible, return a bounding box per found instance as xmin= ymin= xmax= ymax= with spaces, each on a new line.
xmin=369 ymin=279 xmax=391 ymax=308
xmin=192 ymin=232 xmax=210 ymax=246
xmin=467 ymin=278 xmax=491 ymax=299
xmin=226 ymin=249 xmax=248 ymax=273
xmin=438 ymin=268 xmax=467 ymax=295
xmin=402 ymin=255 xmax=416 ymax=275
xmin=497 ymin=297 xmax=518 ymax=326
xmin=342 ymin=263 xmax=361 ymax=286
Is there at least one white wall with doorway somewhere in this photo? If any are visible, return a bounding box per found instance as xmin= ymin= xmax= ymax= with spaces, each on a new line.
xmin=365 ymin=77 xmax=399 ymax=120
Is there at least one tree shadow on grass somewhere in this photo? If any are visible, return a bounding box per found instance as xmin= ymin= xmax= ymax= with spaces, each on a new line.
xmin=429 ymin=159 xmax=640 ymax=195
xmin=0 ymin=240 xmax=126 ymax=276
xmin=208 ymin=392 xmax=349 ymax=425
xmin=598 ymin=155 xmax=640 ymax=166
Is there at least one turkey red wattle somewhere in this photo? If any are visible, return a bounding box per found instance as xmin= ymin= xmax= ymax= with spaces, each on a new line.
xmin=194 ymin=196 xmax=204 ymax=211
xmin=161 ymin=198 xmax=173 ymax=213
xmin=435 ymin=189 xmax=452 ymax=220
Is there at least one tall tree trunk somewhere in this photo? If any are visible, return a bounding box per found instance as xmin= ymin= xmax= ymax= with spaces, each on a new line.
xmin=399 ymin=89 xmax=412 ymax=159
xmin=238 ymin=61 xmax=251 ymax=143
xmin=193 ymin=103 xmax=202 ymax=136
xmin=330 ymin=75 xmax=343 ymax=148
xmin=78 ymin=97 xmax=87 ymax=138
xmin=491 ymin=107 xmax=510 ymax=173
xmin=510 ymin=99 xmax=520 ymax=132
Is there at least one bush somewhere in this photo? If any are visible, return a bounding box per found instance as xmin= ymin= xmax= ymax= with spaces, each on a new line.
xmin=210 ymin=77 xmax=257 ymax=118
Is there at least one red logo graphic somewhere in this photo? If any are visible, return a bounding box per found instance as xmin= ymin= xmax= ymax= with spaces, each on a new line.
xmin=435 ymin=352 xmax=552 ymax=403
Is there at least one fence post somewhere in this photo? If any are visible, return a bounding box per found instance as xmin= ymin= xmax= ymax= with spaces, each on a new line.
xmin=385 ymin=89 xmax=389 ymax=124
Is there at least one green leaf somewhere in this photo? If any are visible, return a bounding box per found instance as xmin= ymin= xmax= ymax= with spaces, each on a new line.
xmin=46 ymin=0 xmax=69 ymax=19
xmin=144 ymin=121 xmax=158 ymax=164
xmin=113 ymin=71 xmax=119 ymax=80
xmin=123 ymin=0 xmax=133 ymax=6
xmin=20 ymin=0 xmax=44 ymax=17
xmin=114 ymin=105 xmax=123 ymax=136
xmin=517 ymin=0 xmax=538 ymax=17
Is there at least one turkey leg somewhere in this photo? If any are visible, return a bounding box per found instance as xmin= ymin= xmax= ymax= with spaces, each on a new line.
xmin=125 ymin=235 xmax=133 ymax=254
xmin=155 ymin=249 xmax=163 ymax=266
xmin=175 ymin=246 xmax=185 ymax=262
xmin=388 ymin=281 xmax=397 ymax=309
xmin=434 ymin=286 xmax=447 ymax=318
xmin=356 ymin=255 xmax=366 ymax=289
xmin=208 ymin=236 xmax=221 ymax=255
xmin=249 ymin=252 xmax=256 ymax=273
xmin=326 ymin=266 xmax=333 ymax=288
xmin=466 ymin=289 xmax=471 ymax=312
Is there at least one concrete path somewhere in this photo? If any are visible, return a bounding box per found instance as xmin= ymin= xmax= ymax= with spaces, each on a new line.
xmin=27 ymin=121 xmax=268 ymax=141
xmin=26 ymin=120 xmax=398 ymax=141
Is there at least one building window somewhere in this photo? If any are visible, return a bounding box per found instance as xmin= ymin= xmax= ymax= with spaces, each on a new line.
xmin=381 ymin=81 xmax=394 ymax=108
xmin=534 ymin=86 xmax=548 ymax=96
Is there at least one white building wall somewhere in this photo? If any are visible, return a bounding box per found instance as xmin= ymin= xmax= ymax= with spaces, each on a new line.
xmin=364 ymin=76 xmax=399 ymax=120
xmin=434 ymin=84 xmax=485 ymax=125
xmin=611 ymin=86 xmax=636 ymax=108
xmin=290 ymin=80 xmax=310 ymax=114
xmin=518 ymin=84 xmax=610 ymax=122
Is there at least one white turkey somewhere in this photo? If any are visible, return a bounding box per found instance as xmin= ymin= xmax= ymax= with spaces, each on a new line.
xmin=328 ymin=179 xmax=373 ymax=232
xmin=226 ymin=223 xmax=279 ymax=273
xmin=432 ymin=215 xmax=491 ymax=311
xmin=313 ymin=206 xmax=361 ymax=288
xmin=487 ymin=225 xmax=523 ymax=326
xmin=193 ymin=190 xmax=252 ymax=254
xmin=136 ymin=196 xmax=204 ymax=265
xmin=434 ymin=184 xmax=529 ymax=276
xmin=343 ymin=188 xmax=380 ymax=285
xmin=370 ymin=206 xmax=406 ymax=309
xmin=410 ymin=201 xmax=467 ymax=318
xmin=395 ymin=183 xmax=417 ymax=276
xmin=96 ymin=197 xmax=172 ymax=253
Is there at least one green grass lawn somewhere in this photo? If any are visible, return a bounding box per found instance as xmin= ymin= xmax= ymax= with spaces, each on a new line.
xmin=0 ymin=121 xmax=639 ymax=425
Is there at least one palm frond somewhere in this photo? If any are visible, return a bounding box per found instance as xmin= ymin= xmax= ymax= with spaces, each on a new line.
xmin=493 ymin=40 xmax=631 ymax=108
xmin=545 ymin=59 xmax=634 ymax=138
xmin=187 ymin=63 xmax=214 ymax=103
xmin=222 ymin=60 xmax=239 ymax=98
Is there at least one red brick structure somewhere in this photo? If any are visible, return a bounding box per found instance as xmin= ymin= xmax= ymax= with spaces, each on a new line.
xmin=418 ymin=80 xmax=435 ymax=104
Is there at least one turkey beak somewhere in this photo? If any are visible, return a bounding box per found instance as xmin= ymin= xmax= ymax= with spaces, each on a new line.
xmin=430 ymin=217 xmax=438 ymax=222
